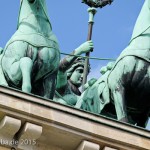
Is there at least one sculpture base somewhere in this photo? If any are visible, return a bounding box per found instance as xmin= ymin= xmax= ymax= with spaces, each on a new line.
xmin=0 ymin=86 xmax=149 ymax=150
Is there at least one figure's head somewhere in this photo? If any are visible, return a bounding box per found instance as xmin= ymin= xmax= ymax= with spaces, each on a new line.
xmin=67 ymin=58 xmax=90 ymax=87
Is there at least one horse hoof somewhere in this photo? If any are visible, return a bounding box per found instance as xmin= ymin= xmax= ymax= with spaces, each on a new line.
xmin=22 ymin=84 xmax=31 ymax=93
xmin=119 ymin=117 xmax=128 ymax=123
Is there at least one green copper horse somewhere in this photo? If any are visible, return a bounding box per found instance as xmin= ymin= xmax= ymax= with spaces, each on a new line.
xmin=76 ymin=0 xmax=150 ymax=127
xmin=1 ymin=0 xmax=60 ymax=99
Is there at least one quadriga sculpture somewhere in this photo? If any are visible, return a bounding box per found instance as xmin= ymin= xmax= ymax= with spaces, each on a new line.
xmin=1 ymin=0 xmax=60 ymax=99
xmin=76 ymin=0 xmax=150 ymax=127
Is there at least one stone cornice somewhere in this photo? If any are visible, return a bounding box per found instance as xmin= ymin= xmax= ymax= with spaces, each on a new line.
xmin=0 ymin=86 xmax=149 ymax=150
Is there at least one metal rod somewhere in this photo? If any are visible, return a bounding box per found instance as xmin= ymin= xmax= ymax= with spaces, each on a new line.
xmin=82 ymin=7 xmax=97 ymax=92
xmin=82 ymin=23 xmax=93 ymax=92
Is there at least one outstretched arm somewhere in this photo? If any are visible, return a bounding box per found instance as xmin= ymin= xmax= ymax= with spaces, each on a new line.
xmin=59 ymin=40 xmax=93 ymax=72
xmin=56 ymin=40 xmax=94 ymax=90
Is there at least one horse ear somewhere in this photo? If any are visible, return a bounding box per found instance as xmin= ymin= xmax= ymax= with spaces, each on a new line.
xmin=20 ymin=0 xmax=23 ymax=5
xmin=130 ymin=0 xmax=150 ymax=43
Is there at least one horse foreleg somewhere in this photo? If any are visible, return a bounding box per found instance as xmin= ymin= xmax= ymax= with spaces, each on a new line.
xmin=112 ymin=86 xmax=129 ymax=123
xmin=20 ymin=57 xmax=33 ymax=93
xmin=43 ymin=71 xmax=57 ymax=100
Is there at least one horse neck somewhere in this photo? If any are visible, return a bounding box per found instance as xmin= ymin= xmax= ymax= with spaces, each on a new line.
xmin=18 ymin=0 xmax=52 ymax=33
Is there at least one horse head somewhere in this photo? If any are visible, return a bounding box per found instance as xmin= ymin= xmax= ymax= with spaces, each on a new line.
xmin=18 ymin=0 xmax=52 ymax=34
xmin=129 ymin=0 xmax=150 ymax=45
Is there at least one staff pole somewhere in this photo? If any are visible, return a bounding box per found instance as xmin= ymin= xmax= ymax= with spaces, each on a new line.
xmin=82 ymin=8 xmax=97 ymax=92
xmin=81 ymin=0 xmax=113 ymax=92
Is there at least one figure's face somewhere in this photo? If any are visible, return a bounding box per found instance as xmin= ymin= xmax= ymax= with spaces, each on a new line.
xmin=70 ymin=66 xmax=84 ymax=87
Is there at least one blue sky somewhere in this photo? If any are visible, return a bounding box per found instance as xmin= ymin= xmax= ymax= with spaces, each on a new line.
xmin=0 ymin=0 xmax=150 ymax=129
xmin=0 ymin=0 xmax=145 ymax=78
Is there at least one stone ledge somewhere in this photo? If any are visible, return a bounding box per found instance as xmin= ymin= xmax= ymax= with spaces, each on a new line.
xmin=76 ymin=141 xmax=100 ymax=150
xmin=0 ymin=116 xmax=21 ymax=145
xmin=0 ymin=86 xmax=150 ymax=150
xmin=16 ymin=122 xmax=42 ymax=150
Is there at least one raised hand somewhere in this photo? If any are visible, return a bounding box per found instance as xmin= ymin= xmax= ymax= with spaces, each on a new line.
xmin=75 ymin=40 xmax=94 ymax=55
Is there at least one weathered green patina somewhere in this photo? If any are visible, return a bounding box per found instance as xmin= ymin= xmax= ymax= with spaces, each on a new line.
xmin=75 ymin=62 xmax=114 ymax=114
xmin=82 ymin=0 xmax=113 ymax=91
xmin=76 ymin=0 xmax=150 ymax=127
xmin=0 ymin=0 xmax=149 ymax=128
xmin=54 ymin=41 xmax=93 ymax=105
xmin=0 ymin=0 xmax=60 ymax=99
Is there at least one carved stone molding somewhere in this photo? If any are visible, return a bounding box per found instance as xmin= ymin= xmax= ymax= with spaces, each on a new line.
xmin=16 ymin=122 xmax=42 ymax=150
xmin=76 ymin=140 xmax=100 ymax=150
xmin=0 ymin=116 xmax=21 ymax=145
xmin=103 ymin=147 xmax=118 ymax=150
xmin=0 ymin=86 xmax=150 ymax=150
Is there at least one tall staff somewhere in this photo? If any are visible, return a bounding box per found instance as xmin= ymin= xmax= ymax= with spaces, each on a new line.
xmin=82 ymin=0 xmax=113 ymax=92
